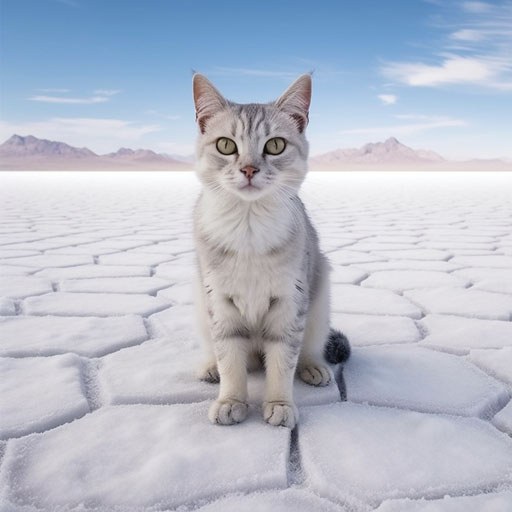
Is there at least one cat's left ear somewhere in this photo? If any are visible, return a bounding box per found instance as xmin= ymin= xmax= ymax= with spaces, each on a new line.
xmin=193 ymin=74 xmax=228 ymax=134
xmin=276 ymin=74 xmax=312 ymax=133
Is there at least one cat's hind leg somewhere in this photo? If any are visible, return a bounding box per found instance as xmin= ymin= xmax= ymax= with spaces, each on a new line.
xmin=298 ymin=255 xmax=333 ymax=387
xmin=195 ymin=276 xmax=219 ymax=383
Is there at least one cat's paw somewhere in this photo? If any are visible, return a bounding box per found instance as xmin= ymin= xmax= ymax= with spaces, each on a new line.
xmin=263 ymin=401 xmax=298 ymax=429
xmin=198 ymin=363 xmax=220 ymax=383
xmin=298 ymin=363 xmax=332 ymax=387
xmin=208 ymin=399 xmax=248 ymax=425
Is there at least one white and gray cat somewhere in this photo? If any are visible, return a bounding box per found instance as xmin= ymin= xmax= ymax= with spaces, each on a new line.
xmin=192 ymin=73 xmax=350 ymax=429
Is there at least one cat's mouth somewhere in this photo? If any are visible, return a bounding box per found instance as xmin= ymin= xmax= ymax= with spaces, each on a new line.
xmin=238 ymin=182 xmax=261 ymax=191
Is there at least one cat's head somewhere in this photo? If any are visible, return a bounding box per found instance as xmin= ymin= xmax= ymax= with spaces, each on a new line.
xmin=193 ymin=73 xmax=311 ymax=201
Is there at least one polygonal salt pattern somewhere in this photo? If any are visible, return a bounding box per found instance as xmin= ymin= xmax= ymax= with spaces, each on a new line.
xmin=360 ymin=270 xmax=468 ymax=292
xmin=2 ymin=171 xmax=512 ymax=510
xmin=0 ymin=315 xmax=148 ymax=357
xmin=420 ymin=315 xmax=512 ymax=354
xmin=154 ymin=262 xmax=194 ymax=282
xmin=493 ymin=401 xmax=512 ymax=435
xmin=23 ymin=292 xmax=172 ymax=317
xmin=375 ymin=491 xmax=512 ymax=512
xmin=344 ymin=345 xmax=509 ymax=417
xmin=404 ymin=288 xmax=512 ymax=320
xmin=450 ymin=255 xmax=512 ymax=268
xmin=0 ymin=297 xmax=15 ymax=315
xmin=35 ymin=264 xmax=151 ymax=279
xmin=0 ymin=354 xmax=89 ymax=438
xmin=371 ymin=248 xmax=452 ymax=261
xmin=330 ymin=265 xmax=368 ymax=284
xmin=99 ymin=337 xmax=340 ymax=407
xmin=98 ymin=252 xmax=175 ymax=266
xmin=196 ymin=488 xmax=347 ymax=512
xmin=332 ymin=313 xmax=421 ymax=346
xmin=59 ymin=276 xmax=171 ymax=294
xmin=332 ymin=284 xmax=422 ymax=318
xmin=299 ymin=402 xmax=512 ymax=507
xmin=0 ymin=254 xmax=93 ymax=268
xmin=468 ymin=348 xmax=512 ymax=388
xmin=329 ymin=250 xmax=385 ymax=265
xmin=0 ymin=264 xmax=36 ymax=276
xmin=357 ymin=260 xmax=462 ymax=272
xmin=0 ymin=403 xmax=289 ymax=510
xmin=157 ymin=282 xmax=194 ymax=304
xmin=0 ymin=276 xmax=52 ymax=298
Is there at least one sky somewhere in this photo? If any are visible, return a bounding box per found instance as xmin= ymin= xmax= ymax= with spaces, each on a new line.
xmin=0 ymin=0 xmax=511 ymax=159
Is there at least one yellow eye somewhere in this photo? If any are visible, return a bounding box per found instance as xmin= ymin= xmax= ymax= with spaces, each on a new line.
xmin=216 ymin=137 xmax=237 ymax=155
xmin=264 ymin=137 xmax=286 ymax=155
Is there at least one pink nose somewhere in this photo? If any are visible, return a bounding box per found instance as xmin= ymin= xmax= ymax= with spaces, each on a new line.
xmin=240 ymin=165 xmax=260 ymax=180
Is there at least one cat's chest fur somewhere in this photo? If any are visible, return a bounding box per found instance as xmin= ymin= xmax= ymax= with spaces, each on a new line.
xmin=195 ymin=193 xmax=303 ymax=326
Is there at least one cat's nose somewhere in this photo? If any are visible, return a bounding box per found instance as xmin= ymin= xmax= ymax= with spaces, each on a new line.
xmin=240 ymin=165 xmax=260 ymax=180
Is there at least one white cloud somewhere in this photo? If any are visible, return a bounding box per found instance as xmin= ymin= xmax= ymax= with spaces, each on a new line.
xmin=28 ymin=95 xmax=109 ymax=104
xmin=0 ymin=118 xmax=161 ymax=154
xmin=450 ymin=29 xmax=484 ymax=41
xmin=462 ymin=1 xmax=491 ymax=13
xmin=339 ymin=116 xmax=467 ymax=137
xmin=381 ymin=1 xmax=512 ymax=91
xmin=382 ymin=55 xmax=511 ymax=89
xmin=144 ymin=110 xmax=181 ymax=121
xmin=378 ymin=94 xmax=397 ymax=105
xmin=37 ymin=88 xmax=71 ymax=93
xmin=93 ymin=89 xmax=121 ymax=96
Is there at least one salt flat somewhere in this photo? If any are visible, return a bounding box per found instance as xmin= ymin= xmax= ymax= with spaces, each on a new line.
xmin=0 ymin=170 xmax=512 ymax=511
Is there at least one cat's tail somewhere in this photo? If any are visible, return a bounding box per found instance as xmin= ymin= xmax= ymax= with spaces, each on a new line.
xmin=324 ymin=328 xmax=351 ymax=365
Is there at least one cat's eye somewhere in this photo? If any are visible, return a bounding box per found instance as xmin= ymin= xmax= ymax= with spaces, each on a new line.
xmin=216 ymin=137 xmax=237 ymax=155
xmin=264 ymin=137 xmax=286 ymax=155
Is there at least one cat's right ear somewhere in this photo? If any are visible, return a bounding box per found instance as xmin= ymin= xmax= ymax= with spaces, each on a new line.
xmin=193 ymin=74 xmax=227 ymax=134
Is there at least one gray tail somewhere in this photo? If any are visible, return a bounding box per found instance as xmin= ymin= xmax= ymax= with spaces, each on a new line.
xmin=324 ymin=328 xmax=351 ymax=365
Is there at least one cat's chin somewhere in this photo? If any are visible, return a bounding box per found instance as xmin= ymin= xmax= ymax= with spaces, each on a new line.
xmin=231 ymin=184 xmax=268 ymax=201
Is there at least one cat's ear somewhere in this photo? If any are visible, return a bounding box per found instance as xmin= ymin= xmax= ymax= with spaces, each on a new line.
xmin=193 ymin=74 xmax=227 ymax=134
xmin=276 ymin=74 xmax=312 ymax=133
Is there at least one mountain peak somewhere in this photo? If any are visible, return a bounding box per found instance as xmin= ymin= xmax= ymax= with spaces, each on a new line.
xmin=311 ymin=138 xmax=445 ymax=166
xmin=0 ymin=134 xmax=97 ymax=159
xmin=384 ymin=136 xmax=400 ymax=147
xmin=0 ymin=134 xmax=190 ymax=170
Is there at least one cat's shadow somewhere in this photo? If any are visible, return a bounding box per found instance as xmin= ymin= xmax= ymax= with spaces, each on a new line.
xmin=334 ymin=364 xmax=348 ymax=401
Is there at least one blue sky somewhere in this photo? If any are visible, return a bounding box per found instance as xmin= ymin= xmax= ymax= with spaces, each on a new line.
xmin=1 ymin=0 xmax=511 ymax=158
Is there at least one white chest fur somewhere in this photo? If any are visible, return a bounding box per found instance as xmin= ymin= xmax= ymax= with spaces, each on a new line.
xmin=196 ymin=191 xmax=303 ymax=326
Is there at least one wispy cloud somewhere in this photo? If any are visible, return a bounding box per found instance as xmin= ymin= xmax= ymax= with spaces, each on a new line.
xmin=28 ymin=95 xmax=109 ymax=104
xmin=93 ymin=89 xmax=121 ymax=96
xmin=450 ymin=29 xmax=484 ymax=42
xmin=37 ymin=88 xmax=71 ymax=93
xmin=462 ymin=2 xmax=491 ymax=13
xmin=381 ymin=1 xmax=512 ymax=90
xmin=0 ymin=118 xmax=161 ymax=154
xmin=378 ymin=94 xmax=397 ymax=105
xmin=383 ymin=55 xmax=500 ymax=87
xmin=339 ymin=115 xmax=467 ymax=137
xmin=144 ymin=110 xmax=181 ymax=120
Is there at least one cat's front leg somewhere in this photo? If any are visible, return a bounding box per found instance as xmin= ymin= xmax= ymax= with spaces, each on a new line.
xmin=262 ymin=341 xmax=300 ymax=428
xmin=261 ymin=300 xmax=304 ymax=428
xmin=208 ymin=300 xmax=250 ymax=425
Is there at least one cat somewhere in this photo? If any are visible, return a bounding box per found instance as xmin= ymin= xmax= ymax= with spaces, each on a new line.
xmin=192 ymin=72 xmax=350 ymax=429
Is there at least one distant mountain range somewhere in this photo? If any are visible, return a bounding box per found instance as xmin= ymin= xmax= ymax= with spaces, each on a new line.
xmin=0 ymin=134 xmax=510 ymax=171
xmin=310 ymin=137 xmax=444 ymax=166
xmin=308 ymin=137 xmax=511 ymax=171
xmin=0 ymin=135 xmax=189 ymax=170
